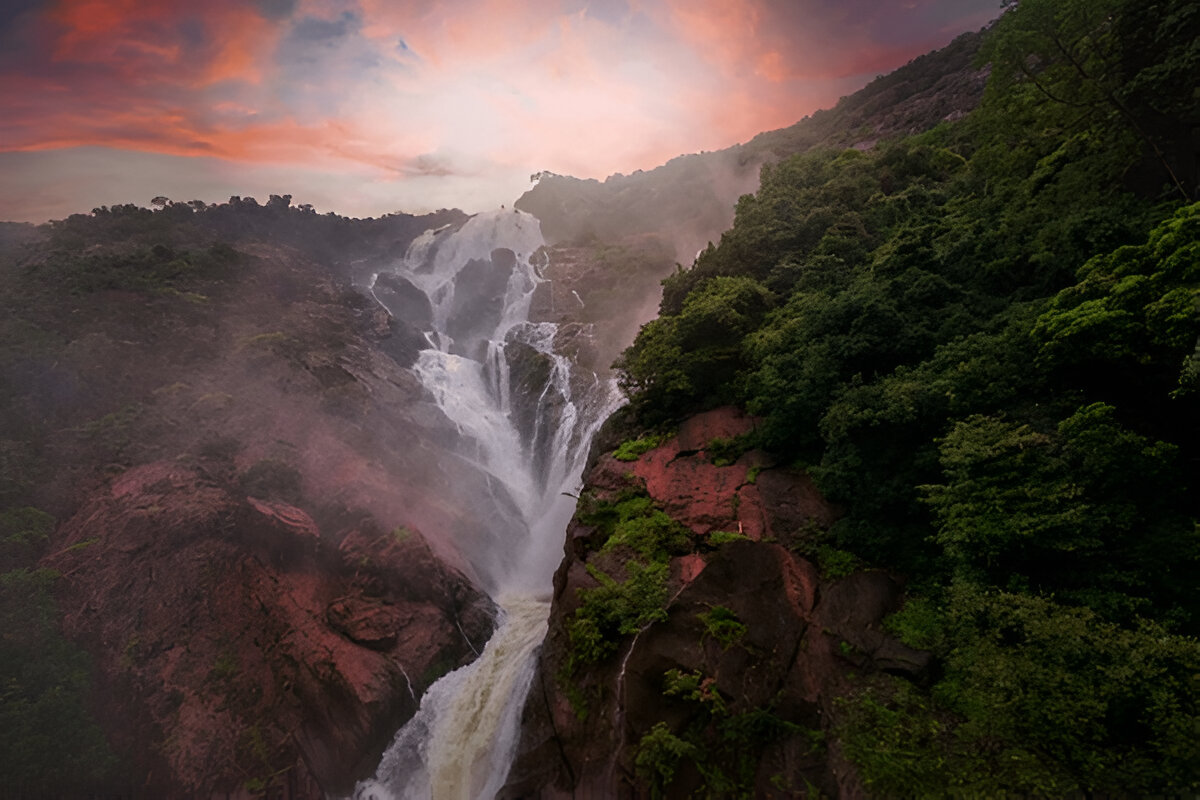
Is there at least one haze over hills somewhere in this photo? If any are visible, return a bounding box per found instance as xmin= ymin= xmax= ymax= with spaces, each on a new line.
xmin=0 ymin=0 xmax=1002 ymax=223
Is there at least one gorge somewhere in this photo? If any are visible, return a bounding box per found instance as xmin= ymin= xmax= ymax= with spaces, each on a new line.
xmin=352 ymin=209 xmax=619 ymax=798
xmin=3 ymin=5 xmax=1199 ymax=797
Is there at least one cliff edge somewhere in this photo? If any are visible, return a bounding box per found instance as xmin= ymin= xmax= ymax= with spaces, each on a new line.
xmin=502 ymin=408 xmax=931 ymax=798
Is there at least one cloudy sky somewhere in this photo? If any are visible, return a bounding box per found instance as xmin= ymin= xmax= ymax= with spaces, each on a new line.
xmin=0 ymin=0 xmax=1000 ymax=222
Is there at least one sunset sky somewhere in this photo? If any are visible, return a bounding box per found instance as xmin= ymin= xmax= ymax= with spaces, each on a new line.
xmin=0 ymin=0 xmax=1001 ymax=223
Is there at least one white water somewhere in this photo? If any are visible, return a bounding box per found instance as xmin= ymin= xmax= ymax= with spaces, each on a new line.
xmin=354 ymin=209 xmax=618 ymax=799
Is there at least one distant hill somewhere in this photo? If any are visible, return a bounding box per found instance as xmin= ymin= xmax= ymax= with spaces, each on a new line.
xmin=515 ymin=30 xmax=989 ymax=261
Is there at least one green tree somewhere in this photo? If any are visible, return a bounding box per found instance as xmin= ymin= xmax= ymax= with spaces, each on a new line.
xmin=922 ymin=404 xmax=1196 ymax=620
xmin=0 ymin=569 xmax=117 ymax=793
xmin=983 ymin=0 xmax=1193 ymax=200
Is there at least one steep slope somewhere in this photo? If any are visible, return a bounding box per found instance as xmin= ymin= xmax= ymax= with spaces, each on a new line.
xmin=519 ymin=2 xmax=1200 ymax=795
xmin=501 ymin=409 xmax=928 ymax=797
xmin=0 ymin=201 xmax=503 ymax=797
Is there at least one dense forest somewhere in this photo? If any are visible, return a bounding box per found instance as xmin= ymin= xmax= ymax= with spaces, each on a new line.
xmin=613 ymin=0 xmax=1199 ymax=794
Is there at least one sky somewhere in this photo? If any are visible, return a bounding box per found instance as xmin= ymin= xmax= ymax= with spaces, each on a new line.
xmin=0 ymin=0 xmax=1001 ymax=223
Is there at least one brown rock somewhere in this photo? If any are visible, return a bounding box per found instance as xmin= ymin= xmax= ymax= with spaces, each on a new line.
xmin=326 ymin=595 xmax=407 ymax=649
xmin=600 ymin=407 xmax=836 ymax=544
xmin=246 ymin=496 xmax=320 ymax=542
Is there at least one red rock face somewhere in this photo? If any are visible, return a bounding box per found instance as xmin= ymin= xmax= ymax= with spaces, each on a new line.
xmin=501 ymin=410 xmax=928 ymax=799
xmin=45 ymin=461 xmax=493 ymax=799
xmin=592 ymin=407 xmax=838 ymax=543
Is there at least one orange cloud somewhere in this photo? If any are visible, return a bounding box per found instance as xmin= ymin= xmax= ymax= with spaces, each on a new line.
xmin=45 ymin=0 xmax=278 ymax=87
xmin=202 ymin=9 xmax=277 ymax=86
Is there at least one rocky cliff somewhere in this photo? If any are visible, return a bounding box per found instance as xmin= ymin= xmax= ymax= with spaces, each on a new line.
xmin=46 ymin=462 xmax=492 ymax=798
xmin=0 ymin=202 xmax=504 ymax=798
xmin=501 ymin=408 xmax=931 ymax=798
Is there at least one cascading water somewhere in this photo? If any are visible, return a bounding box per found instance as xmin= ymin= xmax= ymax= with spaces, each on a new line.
xmin=353 ymin=209 xmax=619 ymax=799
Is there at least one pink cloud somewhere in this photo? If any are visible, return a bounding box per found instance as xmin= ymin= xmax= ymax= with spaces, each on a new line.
xmin=1 ymin=0 xmax=1001 ymax=221
xmin=658 ymin=0 xmax=996 ymax=81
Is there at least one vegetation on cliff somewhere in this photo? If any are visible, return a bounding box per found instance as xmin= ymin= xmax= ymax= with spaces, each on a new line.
xmin=614 ymin=0 xmax=1200 ymax=794
xmin=0 ymin=198 xmax=479 ymax=796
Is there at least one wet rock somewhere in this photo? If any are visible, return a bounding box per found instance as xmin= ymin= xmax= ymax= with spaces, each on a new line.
xmin=551 ymin=322 xmax=600 ymax=372
xmin=446 ymin=253 xmax=515 ymax=359
xmin=506 ymin=340 xmax=555 ymax=440
xmin=243 ymin=496 xmax=320 ymax=557
xmin=372 ymin=273 xmax=432 ymax=329
xmin=326 ymin=595 xmax=405 ymax=650
xmin=378 ymin=316 xmax=430 ymax=368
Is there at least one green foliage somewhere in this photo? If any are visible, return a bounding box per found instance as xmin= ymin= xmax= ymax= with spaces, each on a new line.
xmin=635 ymin=722 xmax=699 ymax=798
xmin=705 ymin=434 xmax=751 ymax=466
xmin=981 ymin=0 xmax=1198 ymax=200
xmin=33 ymin=241 xmax=240 ymax=296
xmin=418 ymin=655 xmax=456 ymax=690
xmin=635 ymin=667 xmax=809 ymax=798
xmin=579 ymin=492 xmax=693 ymax=562
xmin=613 ymin=433 xmax=667 ymax=461
xmin=74 ymin=403 xmax=143 ymax=459
xmin=662 ymin=668 xmax=723 ymax=711
xmin=922 ymin=404 xmax=1195 ymax=618
xmin=696 ymin=605 xmax=747 ymax=649
xmin=1032 ymin=202 xmax=1200 ymax=397
xmin=0 ymin=506 xmax=54 ymax=569
xmin=815 ymin=545 xmax=860 ymax=579
xmin=850 ymin=585 xmax=1200 ymax=796
xmin=617 ymin=276 xmax=774 ymax=422
xmin=706 ymin=530 xmax=748 ymax=546
xmin=209 ymin=650 xmax=239 ymax=683
xmin=0 ymin=440 xmax=42 ymax=507
xmin=612 ymin=6 xmax=1200 ymax=793
xmin=0 ymin=568 xmax=117 ymax=792
xmin=566 ymin=560 xmax=669 ymax=672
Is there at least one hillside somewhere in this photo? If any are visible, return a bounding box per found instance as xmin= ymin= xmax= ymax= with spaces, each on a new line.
xmin=515 ymin=30 xmax=988 ymax=261
xmin=504 ymin=1 xmax=1200 ymax=795
xmin=3 ymin=2 xmax=1197 ymax=796
xmin=0 ymin=200 xmax=507 ymax=797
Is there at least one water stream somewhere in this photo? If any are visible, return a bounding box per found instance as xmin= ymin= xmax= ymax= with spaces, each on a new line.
xmin=353 ymin=209 xmax=618 ymax=799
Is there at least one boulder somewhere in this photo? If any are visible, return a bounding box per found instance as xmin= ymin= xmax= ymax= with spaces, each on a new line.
xmin=372 ymin=272 xmax=433 ymax=329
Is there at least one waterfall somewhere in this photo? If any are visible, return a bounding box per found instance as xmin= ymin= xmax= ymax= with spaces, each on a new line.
xmin=353 ymin=209 xmax=618 ymax=799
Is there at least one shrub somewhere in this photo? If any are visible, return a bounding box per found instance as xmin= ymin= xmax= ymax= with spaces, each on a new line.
xmin=613 ymin=434 xmax=667 ymax=461
xmin=566 ymin=560 xmax=669 ymax=672
xmin=696 ymin=605 xmax=747 ymax=649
